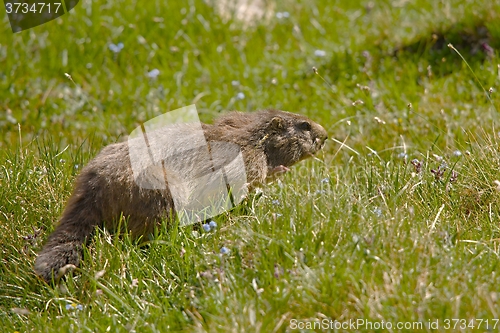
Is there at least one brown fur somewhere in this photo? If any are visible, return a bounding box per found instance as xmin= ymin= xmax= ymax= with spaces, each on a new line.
xmin=34 ymin=109 xmax=327 ymax=282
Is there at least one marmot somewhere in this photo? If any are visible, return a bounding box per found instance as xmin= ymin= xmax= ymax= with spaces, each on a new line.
xmin=34 ymin=109 xmax=328 ymax=282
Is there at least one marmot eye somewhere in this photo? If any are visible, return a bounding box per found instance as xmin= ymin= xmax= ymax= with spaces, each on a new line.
xmin=298 ymin=121 xmax=311 ymax=131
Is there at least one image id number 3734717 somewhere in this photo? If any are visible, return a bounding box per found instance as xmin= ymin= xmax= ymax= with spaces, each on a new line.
xmin=4 ymin=0 xmax=77 ymax=32
xmin=442 ymin=318 xmax=499 ymax=330
xmin=5 ymin=2 xmax=62 ymax=14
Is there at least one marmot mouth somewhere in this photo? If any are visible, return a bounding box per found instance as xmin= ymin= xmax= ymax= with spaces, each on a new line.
xmin=314 ymin=137 xmax=327 ymax=152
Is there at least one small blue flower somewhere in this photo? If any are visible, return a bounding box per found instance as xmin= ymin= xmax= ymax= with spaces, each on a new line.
xmin=453 ymin=150 xmax=462 ymax=157
xmin=272 ymin=199 xmax=280 ymax=205
xmin=275 ymin=213 xmax=283 ymax=218
xmin=397 ymin=152 xmax=408 ymax=159
xmin=202 ymin=223 xmax=211 ymax=232
xmin=236 ymin=92 xmax=245 ymax=100
xmin=276 ymin=11 xmax=290 ymax=19
xmin=209 ymin=220 xmax=217 ymax=229
xmin=108 ymin=42 xmax=124 ymax=53
xmin=314 ymin=50 xmax=326 ymax=57
xmin=147 ymin=69 xmax=160 ymax=79
xmin=65 ymin=303 xmax=83 ymax=311
xmin=231 ymin=80 xmax=240 ymax=86
xmin=220 ymin=246 xmax=230 ymax=255
xmin=373 ymin=208 xmax=382 ymax=217
xmin=321 ymin=177 xmax=329 ymax=184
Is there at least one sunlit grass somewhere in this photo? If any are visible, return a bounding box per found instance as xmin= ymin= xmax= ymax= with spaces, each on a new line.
xmin=1 ymin=0 xmax=500 ymax=331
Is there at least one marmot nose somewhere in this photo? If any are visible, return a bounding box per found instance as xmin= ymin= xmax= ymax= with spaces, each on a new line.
xmin=317 ymin=126 xmax=328 ymax=144
xmin=315 ymin=137 xmax=326 ymax=147
xmin=315 ymin=132 xmax=327 ymax=147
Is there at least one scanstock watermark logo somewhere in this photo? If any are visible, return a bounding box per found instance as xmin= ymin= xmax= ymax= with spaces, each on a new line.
xmin=128 ymin=105 xmax=248 ymax=226
xmin=3 ymin=0 xmax=78 ymax=33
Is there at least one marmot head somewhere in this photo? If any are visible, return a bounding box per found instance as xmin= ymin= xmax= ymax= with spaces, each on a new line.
xmin=257 ymin=109 xmax=328 ymax=168
xmin=209 ymin=109 xmax=327 ymax=170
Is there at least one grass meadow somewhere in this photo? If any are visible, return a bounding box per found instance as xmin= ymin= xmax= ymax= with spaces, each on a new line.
xmin=2 ymin=0 xmax=500 ymax=331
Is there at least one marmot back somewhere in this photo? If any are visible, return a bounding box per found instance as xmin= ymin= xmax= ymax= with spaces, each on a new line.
xmin=34 ymin=109 xmax=328 ymax=282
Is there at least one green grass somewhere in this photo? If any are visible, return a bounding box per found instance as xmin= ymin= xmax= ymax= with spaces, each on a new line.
xmin=2 ymin=0 xmax=500 ymax=331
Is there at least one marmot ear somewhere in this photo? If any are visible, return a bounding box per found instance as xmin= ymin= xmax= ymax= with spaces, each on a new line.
xmin=270 ymin=116 xmax=285 ymax=130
